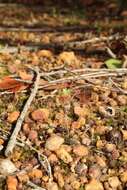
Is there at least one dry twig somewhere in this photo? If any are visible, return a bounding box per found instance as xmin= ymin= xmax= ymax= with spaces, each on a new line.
xmin=39 ymin=71 xmax=127 ymax=89
xmin=5 ymin=66 xmax=40 ymax=156
xmin=27 ymin=181 xmax=46 ymax=190
xmin=66 ymin=34 xmax=120 ymax=49
xmin=40 ymin=68 xmax=127 ymax=77
xmin=109 ymin=77 xmax=127 ymax=95
xmin=38 ymin=153 xmax=52 ymax=180
xmin=0 ymin=34 xmax=122 ymax=53
xmin=106 ymin=47 xmax=116 ymax=58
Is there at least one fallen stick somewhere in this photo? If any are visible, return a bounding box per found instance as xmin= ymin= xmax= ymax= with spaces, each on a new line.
xmin=40 ymin=68 xmax=127 ymax=77
xmin=0 ymin=25 xmax=96 ymax=33
xmin=27 ymin=181 xmax=46 ymax=190
xmin=0 ymin=34 xmax=122 ymax=52
xmin=0 ymin=22 xmax=126 ymax=32
xmin=5 ymin=66 xmax=40 ymax=157
xmin=0 ymin=46 xmax=38 ymax=53
xmin=106 ymin=47 xmax=116 ymax=59
xmin=39 ymin=71 xmax=127 ymax=89
xmin=66 ymin=34 xmax=121 ymax=49
xmin=38 ymin=153 xmax=52 ymax=179
xmin=109 ymin=77 xmax=127 ymax=95
xmin=0 ymin=44 xmax=105 ymax=54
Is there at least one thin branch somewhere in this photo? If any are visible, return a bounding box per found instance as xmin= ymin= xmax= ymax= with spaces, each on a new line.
xmin=66 ymin=34 xmax=121 ymax=49
xmin=106 ymin=47 xmax=116 ymax=58
xmin=0 ymin=46 xmax=38 ymax=53
xmin=0 ymin=24 xmax=125 ymax=33
xmin=13 ymin=78 xmax=33 ymax=84
xmin=0 ymin=25 xmax=97 ymax=33
xmin=40 ymin=68 xmax=127 ymax=77
xmin=27 ymin=181 xmax=46 ymax=190
xmin=5 ymin=66 xmax=40 ymax=157
xmin=0 ymin=91 xmax=15 ymax=96
xmin=39 ymin=71 xmax=127 ymax=89
xmin=0 ymin=69 xmax=126 ymax=96
xmin=0 ymin=34 xmax=122 ymax=53
xmin=109 ymin=78 xmax=127 ymax=95
xmin=0 ymin=3 xmax=32 ymax=7
xmin=0 ymin=90 xmax=27 ymax=96
xmin=123 ymin=55 xmax=127 ymax=68
xmin=13 ymin=165 xmax=39 ymax=176
xmin=37 ymin=90 xmax=57 ymax=100
xmin=38 ymin=153 xmax=52 ymax=179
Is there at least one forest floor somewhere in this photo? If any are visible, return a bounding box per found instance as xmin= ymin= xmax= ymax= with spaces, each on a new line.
xmin=0 ymin=1 xmax=127 ymax=190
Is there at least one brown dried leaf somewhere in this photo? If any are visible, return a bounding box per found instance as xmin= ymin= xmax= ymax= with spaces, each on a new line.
xmin=28 ymin=169 xmax=43 ymax=179
xmin=0 ymin=76 xmax=28 ymax=92
xmin=73 ymin=145 xmax=88 ymax=157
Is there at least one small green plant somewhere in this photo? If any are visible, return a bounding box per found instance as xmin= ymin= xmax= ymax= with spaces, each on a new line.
xmin=105 ymin=58 xmax=122 ymax=69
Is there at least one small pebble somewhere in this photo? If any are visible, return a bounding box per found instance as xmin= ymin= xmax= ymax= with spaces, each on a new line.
xmin=31 ymin=108 xmax=49 ymax=121
xmin=85 ymin=179 xmax=104 ymax=190
xmin=73 ymin=145 xmax=88 ymax=157
xmin=0 ymin=159 xmax=17 ymax=175
xmin=6 ymin=176 xmax=18 ymax=190
xmin=88 ymin=164 xmax=102 ymax=179
xmin=56 ymin=147 xmax=72 ymax=163
xmin=28 ymin=169 xmax=43 ymax=179
xmin=120 ymin=171 xmax=127 ymax=182
xmin=48 ymin=182 xmax=58 ymax=190
xmin=45 ymin=135 xmax=64 ymax=151
xmin=7 ymin=111 xmax=20 ymax=123
xmin=108 ymin=176 xmax=121 ymax=188
xmin=28 ymin=130 xmax=38 ymax=142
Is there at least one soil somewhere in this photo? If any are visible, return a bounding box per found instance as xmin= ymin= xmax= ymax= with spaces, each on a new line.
xmin=0 ymin=1 xmax=127 ymax=190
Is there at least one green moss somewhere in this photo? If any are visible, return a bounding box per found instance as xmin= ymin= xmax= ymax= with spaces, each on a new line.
xmin=63 ymin=16 xmax=80 ymax=25
xmin=20 ymin=147 xmax=33 ymax=161
xmin=0 ymin=107 xmax=5 ymax=115
xmin=122 ymin=107 xmax=127 ymax=113
xmin=106 ymin=118 xmax=114 ymax=126
xmin=60 ymin=160 xmax=70 ymax=175
xmin=0 ymin=123 xmax=5 ymax=129
xmin=0 ymin=178 xmax=6 ymax=189
xmin=0 ymin=101 xmax=5 ymax=115
xmin=15 ymin=94 xmax=28 ymax=110
xmin=79 ymin=185 xmax=85 ymax=190
xmin=0 ymin=65 xmax=10 ymax=78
